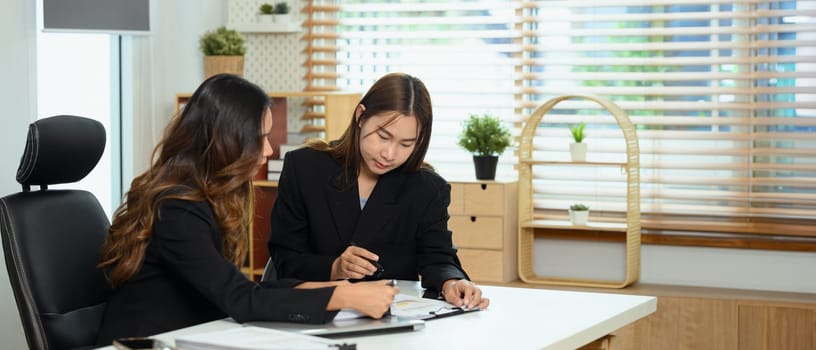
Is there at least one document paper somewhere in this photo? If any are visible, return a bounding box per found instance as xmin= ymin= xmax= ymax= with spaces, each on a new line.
xmin=175 ymin=326 xmax=354 ymax=350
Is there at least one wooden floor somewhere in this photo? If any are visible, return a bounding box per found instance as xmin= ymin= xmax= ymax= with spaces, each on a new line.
xmin=480 ymin=280 xmax=816 ymax=350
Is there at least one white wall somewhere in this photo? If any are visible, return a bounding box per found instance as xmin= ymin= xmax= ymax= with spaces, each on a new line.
xmin=534 ymin=239 xmax=816 ymax=293
xmin=0 ymin=0 xmax=37 ymax=348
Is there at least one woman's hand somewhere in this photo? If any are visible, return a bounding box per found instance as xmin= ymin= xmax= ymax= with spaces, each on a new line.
xmin=330 ymin=245 xmax=380 ymax=280
xmin=329 ymin=280 xmax=398 ymax=319
xmin=441 ymin=279 xmax=490 ymax=310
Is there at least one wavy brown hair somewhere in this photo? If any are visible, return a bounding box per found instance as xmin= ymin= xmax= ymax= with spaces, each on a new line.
xmin=306 ymin=72 xmax=434 ymax=175
xmin=99 ymin=74 xmax=271 ymax=287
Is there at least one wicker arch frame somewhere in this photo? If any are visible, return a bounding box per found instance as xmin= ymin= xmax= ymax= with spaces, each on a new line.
xmin=517 ymin=94 xmax=641 ymax=288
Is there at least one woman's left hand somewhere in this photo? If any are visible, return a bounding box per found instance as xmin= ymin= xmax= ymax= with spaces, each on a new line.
xmin=441 ymin=279 xmax=490 ymax=310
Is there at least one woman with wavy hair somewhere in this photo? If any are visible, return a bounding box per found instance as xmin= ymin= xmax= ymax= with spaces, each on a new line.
xmin=96 ymin=74 xmax=396 ymax=345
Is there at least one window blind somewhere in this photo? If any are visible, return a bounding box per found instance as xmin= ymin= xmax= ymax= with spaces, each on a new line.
xmin=520 ymin=0 xmax=816 ymax=241
xmin=303 ymin=0 xmax=521 ymax=179
xmin=304 ymin=0 xmax=816 ymax=247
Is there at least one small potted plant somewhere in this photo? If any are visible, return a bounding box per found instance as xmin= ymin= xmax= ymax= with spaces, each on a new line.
xmin=272 ymin=2 xmax=292 ymax=25
xmin=258 ymin=3 xmax=274 ymax=23
xmin=274 ymin=2 xmax=290 ymax=15
xmin=199 ymin=26 xmax=246 ymax=78
xmin=569 ymin=203 xmax=590 ymax=226
xmin=457 ymin=113 xmax=512 ymax=180
xmin=569 ymin=122 xmax=587 ymax=162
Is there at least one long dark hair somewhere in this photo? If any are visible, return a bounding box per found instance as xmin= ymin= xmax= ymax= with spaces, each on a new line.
xmin=99 ymin=74 xmax=270 ymax=287
xmin=307 ymin=72 xmax=433 ymax=174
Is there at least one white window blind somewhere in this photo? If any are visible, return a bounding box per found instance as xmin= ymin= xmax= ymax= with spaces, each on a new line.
xmin=303 ymin=0 xmax=521 ymax=179
xmin=304 ymin=0 xmax=816 ymax=247
xmin=520 ymin=0 xmax=816 ymax=241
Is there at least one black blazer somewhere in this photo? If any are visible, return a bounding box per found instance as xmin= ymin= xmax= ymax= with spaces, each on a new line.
xmin=96 ymin=198 xmax=337 ymax=345
xmin=269 ymin=148 xmax=468 ymax=292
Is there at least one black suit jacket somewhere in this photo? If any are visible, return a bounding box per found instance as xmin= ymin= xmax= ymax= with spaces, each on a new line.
xmin=96 ymin=198 xmax=337 ymax=345
xmin=269 ymin=148 xmax=468 ymax=292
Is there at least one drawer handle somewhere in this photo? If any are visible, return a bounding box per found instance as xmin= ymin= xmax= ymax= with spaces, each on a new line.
xmin=470 ymin=216 xmax=476 ymax=222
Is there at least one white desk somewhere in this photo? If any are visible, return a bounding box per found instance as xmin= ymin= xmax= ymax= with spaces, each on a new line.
xmin=106 ymin=282 xmax=655 ymax=350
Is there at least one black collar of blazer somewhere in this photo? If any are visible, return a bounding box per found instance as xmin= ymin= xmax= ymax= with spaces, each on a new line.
xmin=325 ymin=165 xmax=409 ymax=247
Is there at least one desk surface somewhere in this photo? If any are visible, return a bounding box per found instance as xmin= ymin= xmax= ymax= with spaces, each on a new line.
xmin=100 ymin=282 xmax=656 ymax=350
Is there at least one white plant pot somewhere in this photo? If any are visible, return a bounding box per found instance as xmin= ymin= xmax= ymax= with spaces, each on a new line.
xmin=257 ymin=14 xmax=275 ymax=24
xmin=569 ymin=209 xmax=589 ymax=226
xmin=273 ymin=14 xmax=292 ymax=25
xmin=570 ymin=142 xmax=587 ymax=162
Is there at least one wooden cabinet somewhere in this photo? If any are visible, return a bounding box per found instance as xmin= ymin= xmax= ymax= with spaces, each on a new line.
xmin=175 ymin=91 xmax=360 ymax=142
xmin=174 ymin=91 xmax=360 ymax=280
xmin=448 ymin=180 xmax=517 ymax=282
xmin=607 ymin=286 xmax=816 ymax=350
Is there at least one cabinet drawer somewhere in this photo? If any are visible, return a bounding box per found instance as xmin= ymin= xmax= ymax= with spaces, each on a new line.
xmin=448 ymin=182 xmax=464 ymax=215
xmin=450 ymin=215 xmax=503 ymax=249
xmin=457 ymin=249 xmax=504 ymax=282
xmin=463 ymin=183 xmax=505 ymax=215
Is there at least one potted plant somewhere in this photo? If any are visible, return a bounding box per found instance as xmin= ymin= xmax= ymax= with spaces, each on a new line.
xmin=457 ymin=113 xmax=512 ymax=180
xmin=199 ymin=26 xmax=246 ymax=78
xmin=569 ymin=203 xmax=590 ymax=226
xmin=258 ymin=3 xmax=274 ymax=23
xmin=272 ymin=2 xmax=292 ymax=25
xmin=569 ymin=122 xmax=587 ymax=162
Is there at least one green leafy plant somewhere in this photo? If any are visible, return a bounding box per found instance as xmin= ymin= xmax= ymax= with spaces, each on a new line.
xmin=457 ymin=113 xmax=512 ymax=157
xmin=259 ymin=3 xmax=274 ymax=14
xmin=199 ymin=26 xmax=246 ymax=56
xmin=570 ymin=203 xmax=589 ymax=211
xmin=569 ymin=122 xmax=586 ymax=143
xmin=274 ymin=2 xmax=290 ymax=14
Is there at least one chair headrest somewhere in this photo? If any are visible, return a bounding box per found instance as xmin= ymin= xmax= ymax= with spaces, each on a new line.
xmin=16 ymin=115 xmax=106 ymax=190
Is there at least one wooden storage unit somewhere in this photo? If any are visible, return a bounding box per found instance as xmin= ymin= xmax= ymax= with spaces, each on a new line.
xmin=175 ymin=91 xmax=360 ymax=142
xmin=517 ymin=94 xmax=641 ymax=288
xmin=448 ymin=180 xmax=518 ymax=282
xmin=174 ymin=91 xmax=360 ymax=280
xmin=609 ymin=286 xmax=816 ymax=350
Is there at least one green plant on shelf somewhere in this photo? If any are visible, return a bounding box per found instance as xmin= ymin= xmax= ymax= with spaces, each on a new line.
xmin=259 ymin=3 xmax=274 ymax=14
xmin=457 ymin=113 xmax=512 ymax=157
xmin=199 ymin=26 xmax=245 ymax=56
xmin=569 ymin=203 xmax=589 ymax=211
xmin=274 ymin=2 xmax=290 ymax=14
xmin=569 ymin=122 xmax=586 ymax=143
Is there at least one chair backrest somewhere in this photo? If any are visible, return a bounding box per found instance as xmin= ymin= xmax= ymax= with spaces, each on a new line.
xmin=261 ymin=257 xmax=277 ymax=282
xmin=0 ymin=115 xmax=111 ymax=350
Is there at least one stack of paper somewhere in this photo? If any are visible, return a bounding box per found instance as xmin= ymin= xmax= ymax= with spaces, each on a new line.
xmin=175 ymin=326 xmax=355 ymax=350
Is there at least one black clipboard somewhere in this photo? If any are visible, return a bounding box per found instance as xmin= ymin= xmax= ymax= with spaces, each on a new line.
xmin=389 ymin=290 xmax=482 ymax=321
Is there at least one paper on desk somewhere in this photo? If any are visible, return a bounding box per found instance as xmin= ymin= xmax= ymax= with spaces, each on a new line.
xmin=175 ymin=326 xmax=354 ymax=350
xmin=334 ymin=293 xmax=462 ymax=321
xmin=390 ymin=294 xmax=462 ymax=319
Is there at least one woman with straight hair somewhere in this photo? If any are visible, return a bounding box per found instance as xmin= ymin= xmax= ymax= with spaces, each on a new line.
xmin=268 ymin=72 xmax=489 ymax=310
xmin=96 ymin=74 xmax=396 ymax=345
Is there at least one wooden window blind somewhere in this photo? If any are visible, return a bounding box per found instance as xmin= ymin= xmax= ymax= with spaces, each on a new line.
xmin=304 ymin=0 xmax=816 ymax=250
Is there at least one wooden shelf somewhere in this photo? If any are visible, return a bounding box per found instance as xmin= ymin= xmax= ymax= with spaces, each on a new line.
xmin=519 ymin=159 xmax=628 ymax=168
xmin=228 ymin=22 xmax=299 ymax=33
xmin=253 ymin=180 xmax=279 ymax=188
xmin=518 ymin=94 xmax=641 ymax=289
xmin=521 ymin=219 xmax=627 ymax=232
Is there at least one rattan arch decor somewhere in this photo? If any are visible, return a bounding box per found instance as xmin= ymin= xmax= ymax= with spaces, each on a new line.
xmin=517 ymin=94 xmax=641 ymax=288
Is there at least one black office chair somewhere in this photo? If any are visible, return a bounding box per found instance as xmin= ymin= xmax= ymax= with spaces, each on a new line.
xmin=0 ymin=115 xmax=111 ymax=350
xmin=260 ymin=257 xmax=277 ymax=282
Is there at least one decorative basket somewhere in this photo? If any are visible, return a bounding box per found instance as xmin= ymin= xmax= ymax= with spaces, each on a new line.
xmin=203 ymin=56 xmax=244 ymax=78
